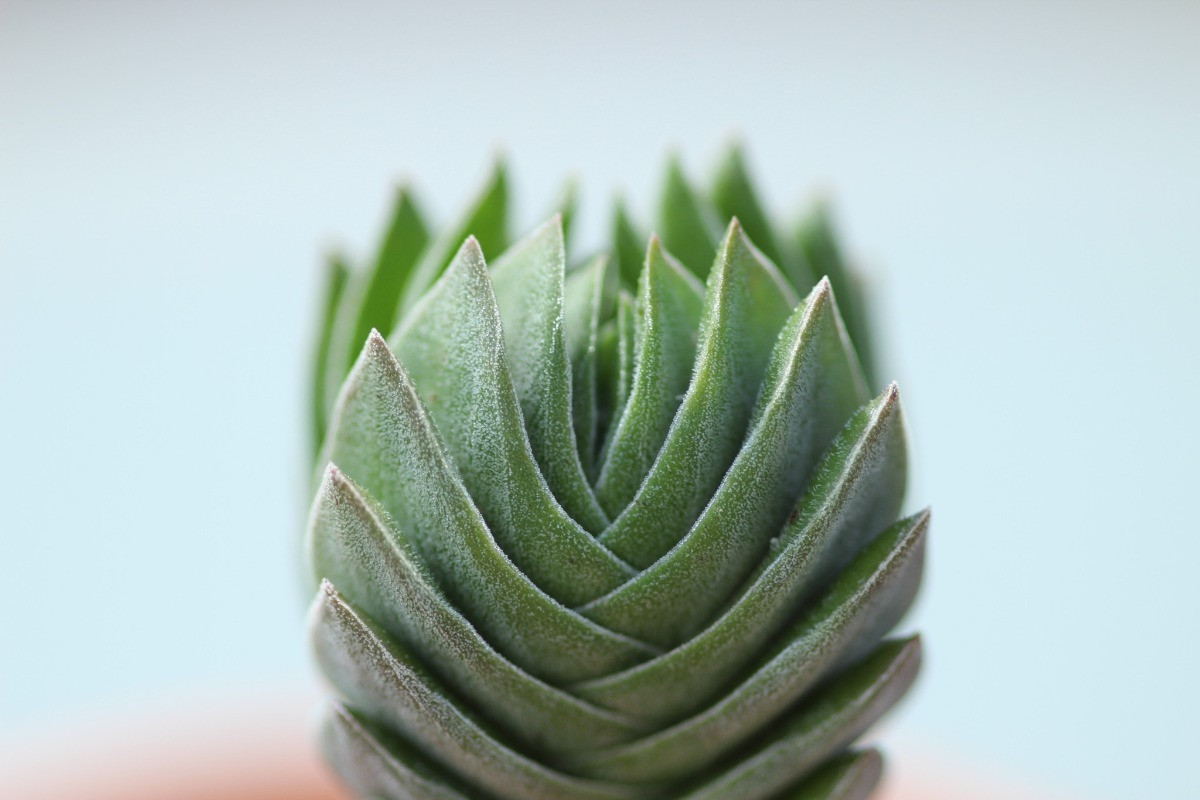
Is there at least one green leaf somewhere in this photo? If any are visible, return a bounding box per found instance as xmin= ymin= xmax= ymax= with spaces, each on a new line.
xmin=774 ymin=750 xmax=883 ymax=800
xmin=658 ymin=155 xmax=721 ymax=278
xmin=611 ymin=197 xmax=645 ymax=288
xmin=796 ymin=202 xmax=874 ymax=386
xmin=595 ymin=220 xmax=797 ymax=570
xmin=319 ymin=703 xmax=475 ymax=800
xmin=398 ymin=159 xmax=509 ymax=318
xmin=563 ymin=255 xmax=609 ymax=478
xmin=547 ymin=176 xmax=580 ymax=246
xmin=592 ymin=319 xmax=619 ymax=448
xmin=593 ymin=238 xmax=704 ymax=518
xmin=391 ymin=239 xmax=634 ymax=605
xmin=345 ymin=185 xmax=430 ymax=365
xmin=675 ymin=637 xmax=921 ymax=800
xmin=614 ymin=292 xmax=638 ymax=425
xmin=583 ymin=278 xmax=868 ymax=646
xmin=310 ymin=587 xmax=654 ymax=800
xmin=307 ymin=475 xmax=648 ymax=757
xmin=596 ymin=290 xmax=637 ymax=460
xmin=322 ymin=256 xmax=367 ymax=441
xmin=312 ymin=252 xmax=351 ymax=456
xmin=573 ymin=386 xmax=908 ymax=722
xmin=711 ymin=143 xmax=784 ymax=268
xmin=563 ymin=510 xmax=926 ymax=782
xmin=489 ymin=218 xmax=611 ymax=533
xmin=322 ymin=330 xmax=657 ymax=683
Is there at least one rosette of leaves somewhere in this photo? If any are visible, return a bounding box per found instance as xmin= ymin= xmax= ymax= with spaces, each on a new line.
xmin=305 ymin=148 xmax=927 ymax=800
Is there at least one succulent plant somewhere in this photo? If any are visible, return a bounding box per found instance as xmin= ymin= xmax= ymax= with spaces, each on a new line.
xmin=305 ymin=148 xmax=927 ymax=800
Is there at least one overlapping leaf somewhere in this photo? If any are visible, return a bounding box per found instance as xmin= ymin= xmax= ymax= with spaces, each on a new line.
xmin=593 ymin=239 xmax=704 ymax=517
xmin=321 ymin=328 xmax=655 ymax=684
xmin=307 ymin=151 xmax=926 ymax=800
xmin=307 ymin=472 xmax=646 ymax=756
xmin=573 ymin=387 xmax=909 ymax=723
xmin=389 ymin=239 xmax=633 ymax=606
xmin=581 ymin=276 xmax=867 ymax=646
xmin=489 ymin=218 xmax=611 ymax=533
xmin=595 ymin=221 xmax=796 ymax=569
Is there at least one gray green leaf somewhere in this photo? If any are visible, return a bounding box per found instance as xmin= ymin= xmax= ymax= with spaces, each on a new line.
xmin=490 ymin=218 xmax=611 ymax=533
xmin=595 ymin=220 xmax=797 ymax=570
xmin=391 ymin=239 xmax=634 ymax=605
xmin=574 ymin=386 xmax=907 ymax=722
xmin=322 ymin=330 xmax=657 ymax=683
xmin=593 ymin=238 xmax=704 ymax=518
xmin=675 ymin=637 xmax=921 ymax=800
xmin=319 ymin=703 xmax=476 ymax=800
xmin=563 ymin=510 xmax=926 ymax=782
xmin=583 ymin=278 xmax=867 ymax=646
xmin=310 ymin=585 xmax=653 ymax=800
xmin=307 ymin=476 xmax=648 ymax=757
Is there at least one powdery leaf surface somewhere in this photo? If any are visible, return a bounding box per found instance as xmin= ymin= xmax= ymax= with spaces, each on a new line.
xmin=306 ymin=151 xmax=927 ymax=800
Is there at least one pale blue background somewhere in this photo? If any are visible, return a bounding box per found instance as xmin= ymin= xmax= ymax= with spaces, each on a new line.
xmin=2 ymin=3 xmax=1197 ymax=799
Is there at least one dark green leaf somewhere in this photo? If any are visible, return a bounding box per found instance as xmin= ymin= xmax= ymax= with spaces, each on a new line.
xmin=774 ymin=749 xmax=883 ymax=800
xmin=658 ymin=155 xmax=721 ymax=278
xmin=345 ymin=186 xmax=430 ymax=365
xmin=563 ymin=255 xmax=609 ymax=477
xmin=612 ymin=197 xmax=645 ymax=288
xmin=548 ymin=177 xmax=580 ymax=247
xmin=312 ymin=252 xmax=351 ymax=456
xmin=711 ymin=143 xmax=784 ymax=267
xmin=398 ymin=160 xmax=509 ymax=318
xmin=796 ymin=203 xmax=875 ymax=387
xmin=596 ymin=290 xmax=637 ymax=460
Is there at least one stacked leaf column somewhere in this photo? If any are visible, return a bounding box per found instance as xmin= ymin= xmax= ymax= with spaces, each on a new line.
xmin=306 ymin=150 xmax=927 ymax=800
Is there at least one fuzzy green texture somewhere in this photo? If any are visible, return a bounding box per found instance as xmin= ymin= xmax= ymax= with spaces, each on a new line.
xmin=306 ymin=148 xmax=927 ymax=800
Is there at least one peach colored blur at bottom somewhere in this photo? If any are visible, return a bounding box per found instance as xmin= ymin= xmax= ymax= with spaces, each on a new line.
xmin=0 ymin=690 xmax=1064 ymax=800
xmin=1 ymin=736 xmax=1044 ymax=800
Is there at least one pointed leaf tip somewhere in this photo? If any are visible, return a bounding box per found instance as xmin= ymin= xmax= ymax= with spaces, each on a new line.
xmin=364 ymin=328 xmax=391 ymax=357
xmin=460 ymin=234 xmax=484 ymax=257
xmin=726 ymin=215 xmax=744 ymax=237
xmin=909 ymin=506 xmax=932 ymax=532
